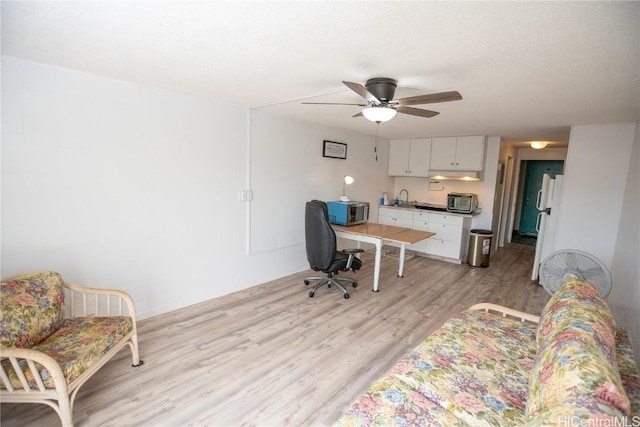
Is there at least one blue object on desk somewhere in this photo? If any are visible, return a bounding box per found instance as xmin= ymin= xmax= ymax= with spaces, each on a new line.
xmin=326 ymin=201 xmax=369 ymax=226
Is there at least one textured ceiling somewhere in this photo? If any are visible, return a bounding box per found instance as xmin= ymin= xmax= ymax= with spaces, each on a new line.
xmin=2 ymin=1 xmax=638 ymax=144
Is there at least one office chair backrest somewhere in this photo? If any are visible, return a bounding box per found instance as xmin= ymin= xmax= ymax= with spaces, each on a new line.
xmin=305 ymin=200 xmax=337 ymax=271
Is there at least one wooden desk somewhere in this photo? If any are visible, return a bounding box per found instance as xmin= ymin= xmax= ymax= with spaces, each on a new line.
xmin=333 ymin=223 xmax=435 ymax=292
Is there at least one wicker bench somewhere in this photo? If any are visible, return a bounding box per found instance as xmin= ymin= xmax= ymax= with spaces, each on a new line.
xmin=1 ymin=272 xmax=143 ymax=427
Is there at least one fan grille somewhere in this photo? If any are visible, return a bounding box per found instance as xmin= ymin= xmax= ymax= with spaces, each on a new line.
xmin=539 ymin=250 xmax=612 ymax=297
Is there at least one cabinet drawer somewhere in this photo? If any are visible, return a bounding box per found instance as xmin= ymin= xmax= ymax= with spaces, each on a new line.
xmin=412 ymin=211 xmax=430 ymax=221
xmin=428 ymin=213 xmax=463 ymax=226
xmin=427 ymin=223 xmax=462 ymax=242
xmin=378 ymin=215 xmax=412 ymax=229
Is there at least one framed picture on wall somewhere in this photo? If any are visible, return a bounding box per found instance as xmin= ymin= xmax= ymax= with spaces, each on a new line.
xmin=323 ymin=140 xmax=347 ymax=159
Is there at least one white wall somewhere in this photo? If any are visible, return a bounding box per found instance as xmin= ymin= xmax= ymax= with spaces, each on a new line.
xmin=249 ymin=111 xmax=393 ymax=254
xmin=609 ymin=123 xmax=640 ymax=364
xmin=555 ymin=121 xmax=639 ymax=365
xmin=0 ymin=56 xmax=393 ymax=318
xmin=555 ymin=123 xmax=635 ymax=267
xmin=1 ymin=56 xmax=249 ymax=318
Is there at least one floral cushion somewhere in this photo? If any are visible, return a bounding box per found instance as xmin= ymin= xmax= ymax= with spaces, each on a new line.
xmin=1 ymin=272 xmax=65 ymax=348
xmin=1 ymin=316 xmax=133 ymax=389
xmin=336 ymin=309 xmax=539 ymax=426
xmin=615 ymin=327 xmax=640 ymax=418
xmin=336 ymin=373 xmax=469 ymax=427
xmin=525 ymin=278 xmax=630 ymax=424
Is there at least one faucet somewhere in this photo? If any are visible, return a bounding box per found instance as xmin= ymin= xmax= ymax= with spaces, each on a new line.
xmin=400 ymin=189 xmax=409 ymax=204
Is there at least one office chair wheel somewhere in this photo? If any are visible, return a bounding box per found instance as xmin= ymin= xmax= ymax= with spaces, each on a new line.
xmin=309 ymin=291 xmax=315 ymax=297
xmin=343 ymin=293 xmax=349 ymax=299
xmin=304 ymin=280 xmax=310 ymax=286
xmin=352 ymin=283 xmax=358 ymax=288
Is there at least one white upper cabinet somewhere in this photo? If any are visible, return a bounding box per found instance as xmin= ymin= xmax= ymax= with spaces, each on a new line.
xmin=455 ymin=136 xmax=485 ymax=170
xmin=429 ymin=137 xmax=457 ymax=170
xmin=430 ymin=135 xmax=485 ymax=171
xmin=388 ymin=138 xmax=431 ymax=177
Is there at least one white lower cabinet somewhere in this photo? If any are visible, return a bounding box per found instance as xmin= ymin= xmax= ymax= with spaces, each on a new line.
xmin=378 ymin=207 xmax=472 ymax=263
xmin=378 ymin=207 xmax=413 ymax=249
xmin=378 ymin=207 xmax=413 ymax=228
xmin=424 ymin=213 xmax=470 ymax=262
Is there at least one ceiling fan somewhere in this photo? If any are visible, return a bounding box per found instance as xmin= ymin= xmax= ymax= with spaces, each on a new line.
xmin=302 ymin=77 xmax=462 ymax=123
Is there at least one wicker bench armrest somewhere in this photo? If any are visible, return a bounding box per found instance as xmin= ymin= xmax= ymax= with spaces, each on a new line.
xmin=468 ymin=302 xmax=540 ymax=324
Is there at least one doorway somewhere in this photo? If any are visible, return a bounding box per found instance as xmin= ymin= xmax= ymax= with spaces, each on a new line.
xmin=518 ymin=160 xmax=564 ymax=236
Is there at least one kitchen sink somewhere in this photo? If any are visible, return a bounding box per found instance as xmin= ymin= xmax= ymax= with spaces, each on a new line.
xmin=402 ymin=201 xmax=448 ymax=212
xmin=413 ymin=204 xmax=448 ymax=212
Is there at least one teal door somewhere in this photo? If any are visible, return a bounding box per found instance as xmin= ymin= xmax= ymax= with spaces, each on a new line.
xmin=519 ymin=160 xmax=564 ymax=235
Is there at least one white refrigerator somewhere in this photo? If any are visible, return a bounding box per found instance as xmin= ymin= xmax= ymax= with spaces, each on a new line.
xmin=531 ymin=174 xmax=564 ymax=281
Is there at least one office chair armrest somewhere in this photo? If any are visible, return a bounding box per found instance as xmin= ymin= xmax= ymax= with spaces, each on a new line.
xmin=342 ymin=248 xmax=365 ymax=255
xmin=342 ymin=248 xmax=364 ymax=270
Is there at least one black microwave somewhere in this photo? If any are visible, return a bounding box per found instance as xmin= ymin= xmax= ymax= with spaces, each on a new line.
xmin=326 ymin=201 xmax=369 ymax=226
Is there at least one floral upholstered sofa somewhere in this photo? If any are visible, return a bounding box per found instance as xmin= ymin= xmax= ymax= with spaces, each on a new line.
xmin=337 ymin=278 xmax=640 ymax=426
xmin=0 ymin=272 xmax=143 ymax=427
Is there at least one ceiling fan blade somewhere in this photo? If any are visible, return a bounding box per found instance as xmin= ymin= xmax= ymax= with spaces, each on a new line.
xmin=396 ymin=91 xmax=462 ymax=106
xmin=301 ymin=102 xmax=367 ymax=106
xmin=352 ymin=112 xmax=363 ymax=118
xmin=342 ymin=81 xmax=381 ymax=105
xmin=396 ymin=106 xmax=440 ymax=118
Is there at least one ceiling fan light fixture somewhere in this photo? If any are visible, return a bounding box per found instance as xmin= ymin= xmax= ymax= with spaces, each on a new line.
xmin=362 ymin=106 xmax=396 ymax=123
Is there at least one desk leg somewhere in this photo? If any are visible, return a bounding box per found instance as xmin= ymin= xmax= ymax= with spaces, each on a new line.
xmin=398 ymin=244 xmax=406 ymax=278
xmin=373 ymin=239 xmax=382 ymax=292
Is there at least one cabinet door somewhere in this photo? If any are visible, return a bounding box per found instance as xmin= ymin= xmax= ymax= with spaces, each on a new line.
xmin=455 ymin=136 xmax=485 ymax=171
xmin=378 ymin=207 xmax=395 ymax=226
xmin=429 ymin=137 xmax=457 ymax=170
xmin=378 ymin=207 xmax=412 ymax=228
xmin=395 ymin=217 xmax=413 ymax=228
xmin=407 ymin=138 xmax=431 ymax=177
xmin=426 ymin=239 xmax=460 ymax=259
xmin=388 ymin=139 xmax=411 ymax=176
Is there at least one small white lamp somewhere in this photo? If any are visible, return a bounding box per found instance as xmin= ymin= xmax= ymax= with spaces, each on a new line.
xmin=340 ymin=175 xmax=354 ymax=202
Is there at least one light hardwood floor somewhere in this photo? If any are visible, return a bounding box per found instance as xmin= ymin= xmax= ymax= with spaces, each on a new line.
xmin=1 ymin=243 xmax=549 ymax=427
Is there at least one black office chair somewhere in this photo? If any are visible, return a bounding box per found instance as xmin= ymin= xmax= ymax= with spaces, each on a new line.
xmin=304 ymin=200 xmax=363 ymax=299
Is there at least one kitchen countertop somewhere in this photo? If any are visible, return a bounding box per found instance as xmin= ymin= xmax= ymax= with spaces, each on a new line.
xmin=378 ymin=204 xmax=481 ymax=217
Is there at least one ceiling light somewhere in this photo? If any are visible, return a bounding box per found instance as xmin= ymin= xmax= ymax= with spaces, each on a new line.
xmin=362 ymin=106 xmax=397 ymax=123
xmin=530 ymin=141 xmax=548 ymax=149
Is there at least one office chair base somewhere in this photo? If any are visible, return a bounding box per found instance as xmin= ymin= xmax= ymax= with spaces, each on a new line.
xmin=305 ymin=276 xmax=357 ymax=299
